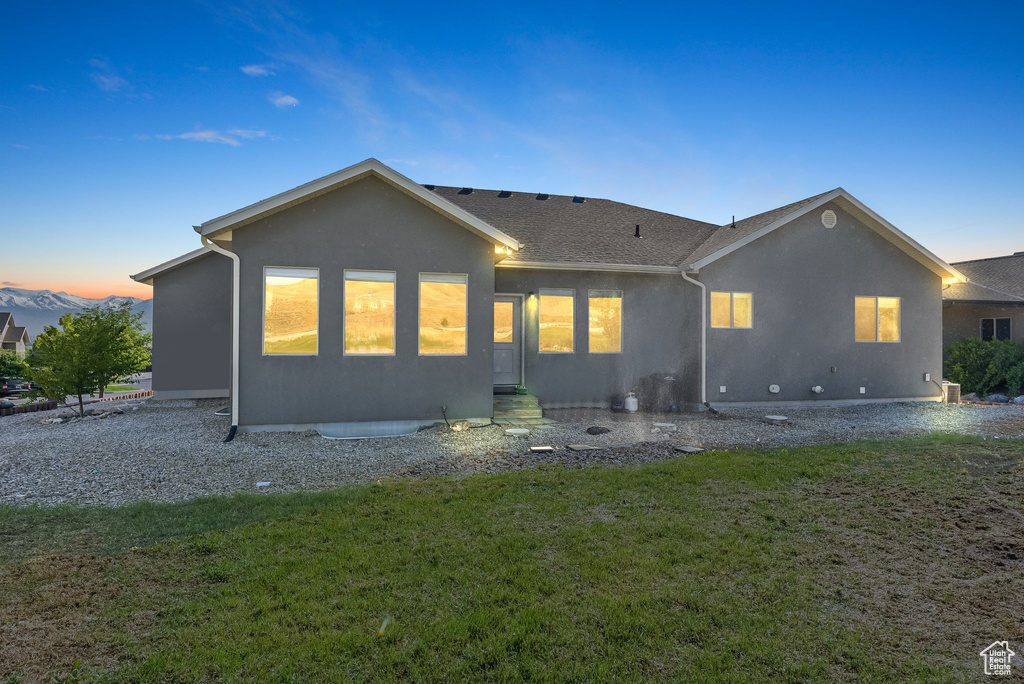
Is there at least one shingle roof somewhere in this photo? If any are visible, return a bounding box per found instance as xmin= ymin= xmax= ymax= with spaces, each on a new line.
xmin=945 ymin=252 xmax=1024 ymax=303
xmin=0 ymin=312 xmax=10 ymax=332
xmin=3 ymin=325 xmax=27 ymax=344
xmin=682 ymin=190 xmax=837 ymax=265
xmin=431 ymin=186 xmax=720 ymax=267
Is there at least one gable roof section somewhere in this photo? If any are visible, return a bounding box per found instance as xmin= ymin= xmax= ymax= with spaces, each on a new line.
xmin=681 ymin=188 xmax=965 ymax=280
xmin=3 ymin=325 xmax=28 ymax=344
xmin=432 ymin=186 xmax=720 ymax=270
xmin=131 ymin=247 xmax=214 ymax=285
xmin=195 ymin=158 xmax=521 ymax=250
xmin=944 ymin=252 xmax=1024 ymax=303
xmin=0 ymin=312 xmax=10 ymax=334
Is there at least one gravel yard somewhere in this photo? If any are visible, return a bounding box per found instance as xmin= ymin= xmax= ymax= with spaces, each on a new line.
xmin=3 ymin=398 xmax=1024 ymax=507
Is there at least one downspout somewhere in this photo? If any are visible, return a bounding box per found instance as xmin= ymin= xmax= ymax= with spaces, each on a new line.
xmin=200 ymin=234 xmax=240 ymax=441
xmin=680 ymin=270 xmax=713 ymax=411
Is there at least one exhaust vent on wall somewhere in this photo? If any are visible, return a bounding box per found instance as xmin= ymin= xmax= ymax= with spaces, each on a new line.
xmin=821 ymin=209 xmax=837 ymax=228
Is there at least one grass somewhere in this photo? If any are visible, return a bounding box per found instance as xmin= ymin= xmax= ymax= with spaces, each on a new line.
xmin=2 ymin=435 xmax=1022 ymax=681
xmin=102 ymin=384 xmax=137 ymax=393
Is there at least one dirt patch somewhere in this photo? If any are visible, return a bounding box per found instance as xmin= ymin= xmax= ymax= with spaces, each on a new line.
xmin=803 ymin=454 xmax=1024 ymax=677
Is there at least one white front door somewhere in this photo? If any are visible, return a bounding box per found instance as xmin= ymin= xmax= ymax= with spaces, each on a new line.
xmin=493 ymin=295 xmax=522 ymax=386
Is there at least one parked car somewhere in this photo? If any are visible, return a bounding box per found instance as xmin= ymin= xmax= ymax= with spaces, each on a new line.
xmin=0 ymin=378 xmax=32 ymax=396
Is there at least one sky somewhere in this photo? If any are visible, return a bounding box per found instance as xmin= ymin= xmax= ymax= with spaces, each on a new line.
xmin=2 ymin=1 xmax=1023 ymax=299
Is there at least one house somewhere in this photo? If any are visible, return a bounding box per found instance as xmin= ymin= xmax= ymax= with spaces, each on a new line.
xmin=942 ymin=252 xmax=1024 ymax=346
xmin=131 ymin=159 xmax=964 ymax=438
xmin=0 ymin=312 xmax=30 ymax=354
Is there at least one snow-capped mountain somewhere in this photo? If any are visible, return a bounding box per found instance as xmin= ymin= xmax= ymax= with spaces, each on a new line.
xmin=0 ymin=287 xmax=152 ymax=340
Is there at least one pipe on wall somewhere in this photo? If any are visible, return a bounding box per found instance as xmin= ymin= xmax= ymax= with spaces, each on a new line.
xmin=679 ymin=270 xmax=709 ymax=407
xmin=200 ymin=235 xmax=241 ymax=441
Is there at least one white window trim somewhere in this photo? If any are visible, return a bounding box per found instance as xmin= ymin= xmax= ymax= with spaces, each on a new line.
xmin=538 ymin=288 xmax=576 ymax=354
xmin=855 ymin=295 xmax=902 ymax=344
xmin=343 ymin=269 xmax=397 ymax=356
xmin=262 ymin=266 xmax=320 ymax=357
xmin=588 ymin=289 xmax=623 ymax=354
xmin=710 ymin=291 xmax=753 ymax=330
xmin=418 ymin=272 xmax=469 ymax=357
xmin=980 ymin=316 xmax=1012 ymax=341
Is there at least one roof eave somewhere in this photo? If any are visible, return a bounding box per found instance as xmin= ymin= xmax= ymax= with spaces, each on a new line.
xmin=197 ymin=158 xmax=523 ymax=251
xmin=130 ymin=247 xmax=212 ymax=284
xmin=497 ymin=260 xmax=681 ymax=274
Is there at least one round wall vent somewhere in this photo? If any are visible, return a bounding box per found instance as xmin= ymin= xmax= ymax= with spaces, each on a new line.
xmin=821 ymin=209 xmax=837 ymax=228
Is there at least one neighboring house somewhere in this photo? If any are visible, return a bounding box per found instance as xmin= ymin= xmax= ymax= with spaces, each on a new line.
xmin=0 ymin=312 xmax=30 ymax=354
xmin=942 ymin=252 xmax=1024 ymax=347
xmin=131 ymin=159 xmax=964 ymax=436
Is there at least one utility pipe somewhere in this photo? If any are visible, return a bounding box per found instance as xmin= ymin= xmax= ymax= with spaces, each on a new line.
xmin=201 ymin=234 xmax=240 ymax=441
xmin=680 ymin=270 xmax=711 ymax=410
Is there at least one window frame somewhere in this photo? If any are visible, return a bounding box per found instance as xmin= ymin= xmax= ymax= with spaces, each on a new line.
xmin=343 ymin=269 xmax=397 ymax=357
xmin=418 ymin=272 xmax=469 ymax=357
xmin=587 ymin=289 xmax=623 ymax=354
xmin=854 ymin=295 xmax=902 ymax=344
xmin=709 ymin=291 xmax=753 ymax=330
xmin=538 ymin=287 xmax=576 ymax=354
xmin=262 ymin=265 xmax=320 ymax=357
xmin=980 ymin=317 xmax=1012 ymax=342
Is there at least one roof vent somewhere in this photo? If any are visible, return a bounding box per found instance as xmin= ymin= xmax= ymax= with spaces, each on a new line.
xmin=458 ymin=187 xmax=473 ymax=195
xmin=572 ymin=196 xmax=585 ymax=204
xmin=634 ymin=224 xmax=642 ymax=238
xmin=497 ymin=190 xmax=512 ymax=198
xmin=422 ymin=184 xmax=436 ymax=191
xmin=821 ymin=209 xmax=837 ymax=229
xmin=536 ymin=193 xmax=549 ymax=200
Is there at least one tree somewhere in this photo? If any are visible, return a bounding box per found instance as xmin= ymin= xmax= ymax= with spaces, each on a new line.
xmin=0 ymin=349 xmax=28 ymax=378
xmin=26 ymin=304 xmax=151 ymax=417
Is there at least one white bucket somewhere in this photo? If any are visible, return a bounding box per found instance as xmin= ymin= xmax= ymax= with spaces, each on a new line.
xmin=624 ymin=393 xmax=639 ymax=412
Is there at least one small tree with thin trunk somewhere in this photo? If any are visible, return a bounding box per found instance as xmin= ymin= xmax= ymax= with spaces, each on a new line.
xmin=26 ymin=304 xmax=151 ymax=417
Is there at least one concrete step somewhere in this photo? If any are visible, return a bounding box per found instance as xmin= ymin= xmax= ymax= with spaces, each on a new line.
xmin=493 ymin=393 xmax=543 ymax=419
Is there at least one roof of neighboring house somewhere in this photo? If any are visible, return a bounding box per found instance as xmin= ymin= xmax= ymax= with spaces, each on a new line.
xmin=431 ymin=186 xmax=720 ymax=269
xmin=3 ymin=325 xmax=27 ymax=344
xmin=944 ymin=252 xmax=1024 ymax=303
xmin=0 ymin=312 xmax=10 ymax=332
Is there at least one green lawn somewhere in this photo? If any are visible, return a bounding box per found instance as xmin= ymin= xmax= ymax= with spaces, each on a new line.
xmin=2 ymin=435 xmax=1022 ymax=682
xmin=103 ymin=384 xmax=137 ymax=393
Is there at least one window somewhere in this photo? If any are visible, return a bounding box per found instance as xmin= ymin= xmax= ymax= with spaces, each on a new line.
xmin=494 ymin=301 xmax=514 ymax=343
xmin=344 ymin=270 xmax=395 ymax=355
xmin=588 ymin=290 xmax=622 ymax=353
xmin=855 ymin=296 xmax=900 ymax=342
xmin=263 ymin=267 xmax=318 ymax=355
xmin=710 ymin=291 xmax=752 ymax=329
xmin=419 ymin=274 xmax=468 ymax=355
xmin=539 ymin=288 xmax=574 ymax=352
xmin=981 ymin=317 xmax=1011 ymax=342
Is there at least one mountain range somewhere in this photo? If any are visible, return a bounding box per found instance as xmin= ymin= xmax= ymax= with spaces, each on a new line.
xmin=0 ymin=287 xmax=153 ymax=341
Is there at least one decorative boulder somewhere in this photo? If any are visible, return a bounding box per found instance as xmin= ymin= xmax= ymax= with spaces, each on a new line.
xmin=1013 ymin=395 xmax=1024 ymax=405
xmin=986 ymin=394 xmax=1010 ymax=403
xmin=961 ymin=393 xmax=979 ymax=402
xmin=586 ymin=426 xmax=611 ymax=435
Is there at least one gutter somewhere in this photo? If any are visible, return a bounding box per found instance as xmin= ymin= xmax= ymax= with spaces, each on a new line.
xmin=200 ymin=234 xmax=240 ymax=442
xmin=679 ymin=270 xmax=711 ymax=410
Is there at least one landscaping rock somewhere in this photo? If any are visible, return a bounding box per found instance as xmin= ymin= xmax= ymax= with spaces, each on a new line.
xmin=586 ymin=426 xmax=611 ymax=435
xmin=1013 ymin=395 xmax=1024 ymax=405
xmin=765 ymin=415 xmax=789 ymax=425
xmin=450 ymin=420 xmax=470 ymax=432
xmin=674 ymin=445 xmax=705 ymax=454
xmin=986 ymin=394 xmax=1010 ymax=403
xmin=961 ymin=392 xmax=979 ymax=402
xmin=567 ymin=444 xmax=600 ymax=451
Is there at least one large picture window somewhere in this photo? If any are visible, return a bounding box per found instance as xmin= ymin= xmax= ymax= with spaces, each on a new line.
xmin=263 ymin=267 xmax=318 ymax=355
xmin=539 ymin=288 xmax=574 ymax=353
xmin=855 ymin=296 xmax=900 ymax=342
xmin=710 ymin=291 xmax=752 ymax=329
xmin=344 ymin=270 xmax=396 ymax=355
xmin=419 ymin=274 xmax=468 ymax=355
xmin=588 ymin=290 xmax=622 ymax=353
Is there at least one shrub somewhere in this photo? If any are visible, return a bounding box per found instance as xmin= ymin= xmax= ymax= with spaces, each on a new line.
xmin=986 ymin=341 xmax=1024 ymax=397
xmin=944 ymin=338 xmax=998 ymax=394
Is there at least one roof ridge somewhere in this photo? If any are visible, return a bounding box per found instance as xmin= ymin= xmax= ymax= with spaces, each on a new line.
xmin=951 ymin=252 xmax=1024 ymax=265
xmin=721 ymin=188 xmax=839 ymax=228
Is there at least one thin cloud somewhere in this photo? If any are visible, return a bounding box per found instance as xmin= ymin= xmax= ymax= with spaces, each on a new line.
xmin=154 ymin=129 xmax=270 ymax=146
xmin=269 ymin=92 xmax=299 ymax=108
xmin=241 ymin=64 xmax=275 ymax=76
xmin=2 ymin=281 xmax=20 ymax=286
xmin=29 ymin=84 xmax=48 ymax=92
xmin=89 ymin=58 xmax=129 ymax=94
xmin=9 ymin=143 xmax=30 ymax=150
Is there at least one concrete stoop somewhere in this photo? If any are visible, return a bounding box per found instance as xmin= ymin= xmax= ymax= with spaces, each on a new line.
xmin=493 ymin=393 xmax=548 ymax=425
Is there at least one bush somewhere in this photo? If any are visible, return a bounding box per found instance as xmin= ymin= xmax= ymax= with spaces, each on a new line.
xmin=945 ymin=338 xmax=1024 ymax=396
xmin=944 ymin=338 xmax=998 ymax=394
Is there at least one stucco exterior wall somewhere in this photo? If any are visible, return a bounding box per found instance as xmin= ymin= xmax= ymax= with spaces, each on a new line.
xmin=493 ymin=268 xmax=701 ymax=407
xmin=232 ymin=175 xmax=495 ymax=427
xmin=698 ymin=201 xmax=943 ymax=403
xmin=942 ymin=302 xmax=1024 ymax=347
xmin=152 ymin=252 xmax=232 ymax=398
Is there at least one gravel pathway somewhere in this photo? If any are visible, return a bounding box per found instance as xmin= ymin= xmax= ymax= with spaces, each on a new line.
xmin=3 ymin=399 xmax=1024 ymax=507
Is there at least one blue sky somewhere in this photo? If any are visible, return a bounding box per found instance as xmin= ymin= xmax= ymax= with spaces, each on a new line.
xmin=3 ymin=1 xmax=1022 ymax=297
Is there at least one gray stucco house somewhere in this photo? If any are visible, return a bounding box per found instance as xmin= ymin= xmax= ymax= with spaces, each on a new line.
xmin=0 ymin=313 xmax=30 ymax=355
xmin=131 ymin=159 xmax=965 ymax=438
xmin=942 ymin=252 xmax=1024 ymax=346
